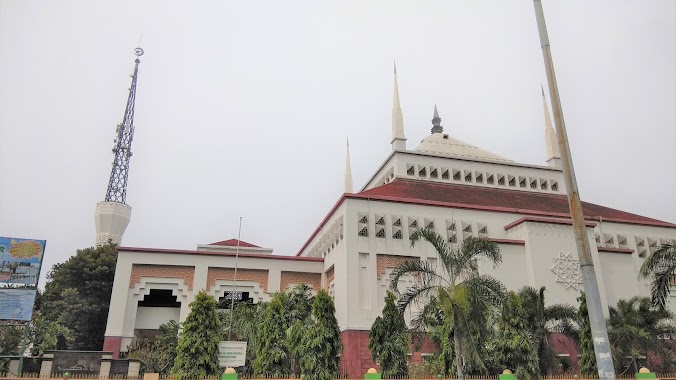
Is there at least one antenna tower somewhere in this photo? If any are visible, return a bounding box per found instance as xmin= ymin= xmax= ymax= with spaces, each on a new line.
xmin=105 ymin=47 xmax=144 ymax=203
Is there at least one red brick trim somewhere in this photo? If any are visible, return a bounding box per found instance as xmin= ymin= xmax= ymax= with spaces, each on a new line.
xmin=102 ymin=336 xmax=123 ymax=359
xmin=376 ymin=254 xmax=419 ymax=280
xmin=129 ymin=264 xmax=195 ymax=290
xmin=207 ymin=268 xmax=269 ymax=292
xmin=280 ymin=271 xmax=321 ymax=291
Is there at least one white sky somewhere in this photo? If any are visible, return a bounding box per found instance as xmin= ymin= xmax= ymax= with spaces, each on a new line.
xmin=1 ymin=1 xmax=674 ymax=286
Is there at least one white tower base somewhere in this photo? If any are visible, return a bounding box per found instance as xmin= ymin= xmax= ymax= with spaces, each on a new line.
xmin=95 ymin=201 xmax=132 ymax=246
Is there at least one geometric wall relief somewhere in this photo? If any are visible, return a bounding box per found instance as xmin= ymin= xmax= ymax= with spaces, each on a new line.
xmin=446 ymin=220 xmax=457 ymax=243
xmin=358 ymin=212 xmax=368 ymax=237
xmin=550 ymin=252 xmax=583 ymax=290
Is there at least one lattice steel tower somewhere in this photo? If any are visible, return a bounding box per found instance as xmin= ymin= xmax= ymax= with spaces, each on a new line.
xmin=94 ymin=47 xmax=144 ymax=246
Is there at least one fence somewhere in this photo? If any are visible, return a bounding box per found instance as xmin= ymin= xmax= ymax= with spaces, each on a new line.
xmin=2 ymin=375 xmax=676 ymax=380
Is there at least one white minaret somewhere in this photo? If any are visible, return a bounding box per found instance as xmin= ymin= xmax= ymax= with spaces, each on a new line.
xmin=95 ymin=48 xmax=144 ymax=246
xmin=542 ymin=87 xmax=562 ymax=168
xmin=391 ymin=62 xmax=407 ymax=151
xmin=345 ymin=138 xmax=353 ymax=193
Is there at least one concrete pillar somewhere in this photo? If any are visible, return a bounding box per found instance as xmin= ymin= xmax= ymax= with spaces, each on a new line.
xmin=40 ymin=354 xmax=54 ymax=378
xmin=143 ymin=373 xmax=160 ymax=380
xmin=128 ymin=360 xmax=141 ymax=378
xmin=8 ymin=360 xmax=19 ymax=376
xmin=100 ymin=354 xmax=113 ymax=378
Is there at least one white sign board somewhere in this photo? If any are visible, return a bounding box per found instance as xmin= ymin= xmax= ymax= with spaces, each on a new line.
xmin=218 ymin=341 xmax=247 ymax=367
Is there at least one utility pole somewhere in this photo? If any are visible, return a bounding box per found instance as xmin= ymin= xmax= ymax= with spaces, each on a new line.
xmin=532 ymin=2 xmax=616 ymax=379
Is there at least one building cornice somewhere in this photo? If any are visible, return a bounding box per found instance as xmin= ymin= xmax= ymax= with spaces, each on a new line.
xmin=119 ymin=246 xmax=325 ymax=262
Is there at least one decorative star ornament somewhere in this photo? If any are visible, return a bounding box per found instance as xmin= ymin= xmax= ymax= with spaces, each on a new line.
xmin=550 ymin=252 xmax=583 ymax=290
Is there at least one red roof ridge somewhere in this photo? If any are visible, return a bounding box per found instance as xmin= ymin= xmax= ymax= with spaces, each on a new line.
xmin=207 ymin=238 xmax=261 ymax=248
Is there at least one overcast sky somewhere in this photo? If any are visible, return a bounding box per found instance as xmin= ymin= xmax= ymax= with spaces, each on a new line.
xmin=1 ymin=1 xmax=674 ymax=285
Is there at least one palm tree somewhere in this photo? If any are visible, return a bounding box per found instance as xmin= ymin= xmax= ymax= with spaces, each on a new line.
xmin=606 ymin=296 xmax=675 ymax=374
xmin=517 ymin=286 xmax=577 ymax=375
xmin=639 ymin=240 xmax=676 ymax=309
xmin=389 ymin=229 xmax=506 ymax=380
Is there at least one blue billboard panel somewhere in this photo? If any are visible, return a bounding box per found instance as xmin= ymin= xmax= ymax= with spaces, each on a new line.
xmin=0 ymin=288 xmax=37 ymax=321
xmin=0 ymin=237 xmax=46 ymax=287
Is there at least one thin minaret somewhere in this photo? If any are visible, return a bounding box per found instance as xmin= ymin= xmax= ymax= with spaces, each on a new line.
xmin=344 ymin=138 xmax=353 ymax=193
xmin=431 ymin=105 xmax=443 ymax=134
xmin=94 ymin=47 xmax=144 ymax=246
xmin=542 ymin=86 xmax=562 ymax=168
xmin=391 ymin=62 xmax=406 ymax=151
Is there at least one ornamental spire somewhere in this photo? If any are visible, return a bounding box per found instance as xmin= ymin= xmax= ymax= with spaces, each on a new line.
xmin=345 ymin=138 xmax=353 ymax=193
xmin=104 ymin=47 xmax=144 ymax=203
xmin=542 ymin=86 xmax=561 ymax=168
xmin=391 ymin=62 xmax=406 ymax=151
xmin=431 ymin=104 xmax=443 ymax=134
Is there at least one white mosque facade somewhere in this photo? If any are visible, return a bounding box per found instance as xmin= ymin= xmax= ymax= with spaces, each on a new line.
xmin=102 ymin=72 xmax=676 ymax=375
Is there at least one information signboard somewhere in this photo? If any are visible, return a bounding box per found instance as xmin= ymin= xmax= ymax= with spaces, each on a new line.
xmin=0 ymin=236 xmax=46 ymax=321
xmin=218 ymin=341 xmax=247 ymax=368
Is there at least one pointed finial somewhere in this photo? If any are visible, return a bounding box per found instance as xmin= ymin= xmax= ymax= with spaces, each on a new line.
xmin=431 ymin=105 xmax=443 ymax=134
xmin=542 ymin=87 xmax=561 ymax=166
xmin=345 ymin=138 xmax=353 ymax=193
xmin=394 ymin=61 xmax=397 ymax=74
xmin=391 ymin=64 xmax=406 ymax=150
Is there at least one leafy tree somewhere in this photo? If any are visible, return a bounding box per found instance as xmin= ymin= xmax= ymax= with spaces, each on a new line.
xmin=389 ymin=231 xmax=505 ymax=380
xmin=493 ymin=292 xmax=539 ymax=380
xmin=607 ymin=296 xmax=676 ymax=374
xmin=286 ymin=285 xmax=314 ymax=376
xmin=29 ymin=310 xmax=73 ymax=356
xmin=40 ymin=243 xmax=117 ymax=350
xmin=639 ymin=240 xmax=676 ymax=309
xmin=172 ymin=291 xmax=221 ymax=379
xmin=253 ymin=292 xmax=292 ymax=377
xmin=300 ymin=289 xmax=343 ymax=380
xmin=369 ymin=291 xmax=409 ymax=378
xmin=517 ymin=286 xmax=577 ymax=375
xmin=0 ymin=324 xmax=24 ymax=372
xmin=127 ymin=320 xmax=179 ymax=375
xmin=577 ymin=292 xmax=597 ymax=377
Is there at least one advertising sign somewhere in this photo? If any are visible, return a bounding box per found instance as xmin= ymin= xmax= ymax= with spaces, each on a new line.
xmin=0 ymin=288 xmax=37 ymax=321
xmin=0 ymin=237 xmax=45 ymax=286
xmin=218 ymin=341 xmax=247 ymax=368
xmin=0 ymin=236 xmax=46 ymax=321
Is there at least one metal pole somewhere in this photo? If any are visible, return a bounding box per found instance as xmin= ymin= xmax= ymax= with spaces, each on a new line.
xmin=17 ymin=322 xmax=30 ymax=376
xmin=228 ymin=217 xmax=243 ymax=341
xmin=532 ymin=2 xmax=615 ymax=380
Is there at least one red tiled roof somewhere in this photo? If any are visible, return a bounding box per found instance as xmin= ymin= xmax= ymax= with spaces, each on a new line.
xmin=208 ymin=239 xmax=261 ymax=248
xmin=355 ymin=179 xmax=676 ymax=228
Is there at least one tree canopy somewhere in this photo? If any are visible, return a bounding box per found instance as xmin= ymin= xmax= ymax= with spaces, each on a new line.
xmin=639 ymin=240 xmax=676 ymax=309
xmin=369 ymin=290 xmax=409 ymax=378
xmin=39 ymin=243 xmax=117 ymax=350
xmin=493 ymin=292 xmax=539 ymax=380
xmin=172 ymin=291 xmax=221 ymax=379
xmin=300 ymin=289 xmax=343 ymax=380
xmin=390 ymin=230 xmax=505 ymax=380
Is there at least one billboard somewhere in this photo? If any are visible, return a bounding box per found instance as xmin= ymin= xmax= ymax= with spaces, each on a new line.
xmin=0 ymin=236 xmax=46 ymax=321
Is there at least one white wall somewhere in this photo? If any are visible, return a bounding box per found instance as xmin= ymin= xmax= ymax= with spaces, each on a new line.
xmin=134 ymin=307 xmax=180 ymax=330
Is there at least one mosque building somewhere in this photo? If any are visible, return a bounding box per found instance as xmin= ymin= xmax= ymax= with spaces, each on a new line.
xmin=99 ymin=51 xmax=676 ymax=375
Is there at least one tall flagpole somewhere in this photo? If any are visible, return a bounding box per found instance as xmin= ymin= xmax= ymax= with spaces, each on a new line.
xmin=228 ymin=217 xmax=243 ymax=341
xmin=532 ymin=2 xmax=615 ymax=379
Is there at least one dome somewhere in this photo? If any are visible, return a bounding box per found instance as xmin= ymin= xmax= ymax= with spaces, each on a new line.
xmin=415 ymin=133 xmax=513 ymax=163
